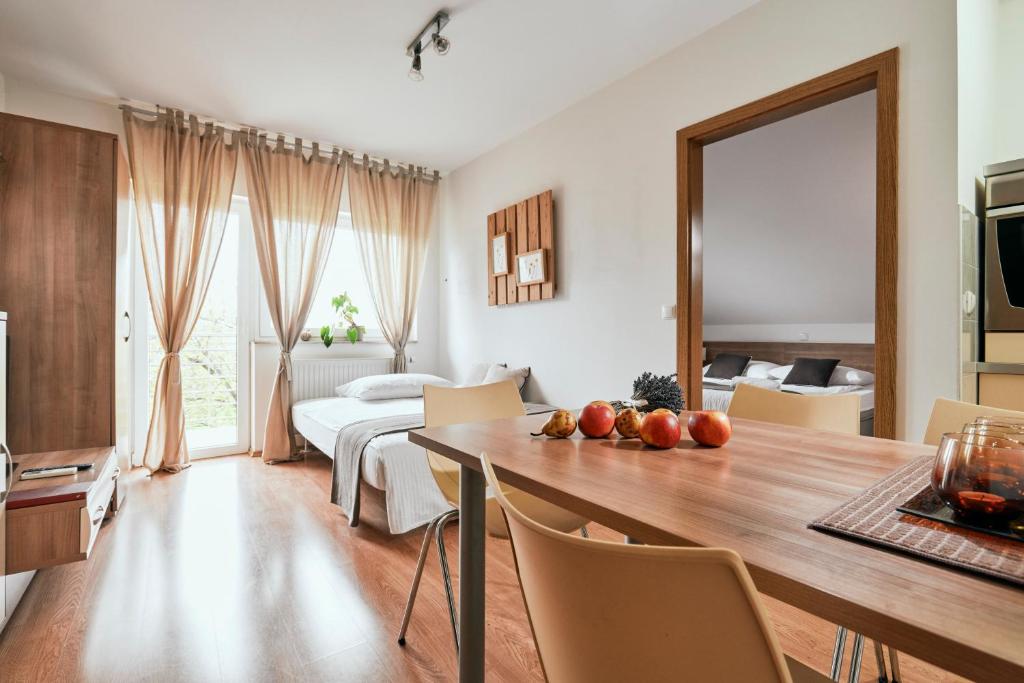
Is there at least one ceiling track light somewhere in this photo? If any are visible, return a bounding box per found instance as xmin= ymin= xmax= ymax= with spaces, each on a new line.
xmin=409 ymin=45 xmax=424 ymax=82
xmin=406 ymin=10 xmax=451 ymax=81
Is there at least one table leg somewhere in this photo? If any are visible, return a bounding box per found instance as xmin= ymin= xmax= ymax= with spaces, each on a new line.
xmin=459 ymin=466 xmax=486 ymax=682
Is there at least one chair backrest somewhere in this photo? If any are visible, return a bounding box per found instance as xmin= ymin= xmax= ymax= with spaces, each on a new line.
xmin=727 ymin=383 xmax=860 ymax=435
xmin=479 ymin=452 xmax=792 ymax=683
xmin=922 ymin=397 xmax=1024 ymax=446
xmin=423 ymin=381 xmax=526 ymax=504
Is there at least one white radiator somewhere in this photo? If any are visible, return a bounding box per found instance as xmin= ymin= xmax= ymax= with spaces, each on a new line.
xmin=290 ymin=357 xmax=392 ymax=403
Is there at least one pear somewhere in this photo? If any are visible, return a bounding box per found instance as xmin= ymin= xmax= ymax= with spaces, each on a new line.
xmin=614 ymin=408 xmax=642 ymax=438
xmin=531 ymin=409 xmax=577 ymax=438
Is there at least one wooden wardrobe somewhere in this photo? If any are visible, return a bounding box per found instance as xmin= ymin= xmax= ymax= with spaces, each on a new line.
xmin=0 ymin=113 xmax=132 ymax=462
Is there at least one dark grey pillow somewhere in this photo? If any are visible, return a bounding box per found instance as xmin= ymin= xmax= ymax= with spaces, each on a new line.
xmin=782 ymin=357 xmax=841 ymax=387
xmin=705 ymin=353 xmax=751 ymax=380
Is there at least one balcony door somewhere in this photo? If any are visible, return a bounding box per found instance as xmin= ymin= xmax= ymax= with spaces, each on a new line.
xmin=133 ymin=199 xmax=254 ymax=460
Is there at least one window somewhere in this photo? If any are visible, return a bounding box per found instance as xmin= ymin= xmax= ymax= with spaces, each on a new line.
xmin=303 ymin=213 xmax=379 ymax=335
xmin=256 ymin=211 xmax=413 ymax=342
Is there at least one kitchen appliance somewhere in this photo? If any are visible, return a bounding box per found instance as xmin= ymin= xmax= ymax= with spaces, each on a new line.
xmin=984 ymin=158 xmax=1024 ymax=331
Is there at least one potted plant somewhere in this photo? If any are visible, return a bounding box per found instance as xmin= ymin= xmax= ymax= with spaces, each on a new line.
xmin=320 ymin=292 xmax=366 ymax=347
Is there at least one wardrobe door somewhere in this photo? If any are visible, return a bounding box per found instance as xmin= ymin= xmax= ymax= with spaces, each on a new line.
xmin=0 ymin=114 xmax=115 ymax=454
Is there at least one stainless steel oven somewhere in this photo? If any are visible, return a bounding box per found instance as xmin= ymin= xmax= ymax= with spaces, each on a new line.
xmin=984 ymin=160 xmax=1024 ymax=331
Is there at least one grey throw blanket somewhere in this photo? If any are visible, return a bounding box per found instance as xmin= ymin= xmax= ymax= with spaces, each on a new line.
xmin=329 ymin=403 xmax=555 ymax=527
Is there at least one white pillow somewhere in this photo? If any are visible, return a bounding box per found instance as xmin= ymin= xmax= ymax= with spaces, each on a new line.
xmin=482 ymin=365 xmax=531 ymax=392
xmin=743 ymin=360 xmax=780 ymax=379
xmin=829 ymin=366 xmax=874 ymax=387
xmin=464 ymin=362 xmax=505 ymax=386
xmin=336 ymin=373 xmax=453 ymax=400
xmin=702 ymin=376 xmax=736 ymax=387
xmin=768 ymin=364 xmax=874 ymax=387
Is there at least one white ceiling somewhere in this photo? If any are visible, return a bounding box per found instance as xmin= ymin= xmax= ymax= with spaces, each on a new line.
xmin=0 ymin=0 xmax=756 ymax=170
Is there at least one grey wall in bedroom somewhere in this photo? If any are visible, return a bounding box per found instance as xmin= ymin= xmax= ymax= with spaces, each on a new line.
xmin=702 ymin=89 xmax=875 ymax=341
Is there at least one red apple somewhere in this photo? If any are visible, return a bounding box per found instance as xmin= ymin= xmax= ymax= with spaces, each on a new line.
xmin=639 ymin=408 xmax=682 ymax=449
xmin=687 ymin=411 xmax=732 ymax=447
xmin=578 ymin=401 xmax=616 ymax=438
xmin=614 ymin=408 xmax=642 ymax=438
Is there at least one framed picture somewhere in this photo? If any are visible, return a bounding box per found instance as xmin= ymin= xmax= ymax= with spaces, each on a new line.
xmin=515 ymin=248 xmax=548 ymax=285
xmin=491 ymin=232 xmax=511 ymax=276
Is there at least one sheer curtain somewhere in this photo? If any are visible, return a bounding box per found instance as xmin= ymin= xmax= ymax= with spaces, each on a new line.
xmin=347 ymin=157 xmax=439 ymax=373
xmin=123 ymin=108 xmax=238 ymax=473
xmin=242 ymin=133 xmax=346 ymax=463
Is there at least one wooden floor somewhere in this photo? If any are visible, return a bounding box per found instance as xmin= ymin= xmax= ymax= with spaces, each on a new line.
xmin=0 ymin=454 xmax=966 ymax=682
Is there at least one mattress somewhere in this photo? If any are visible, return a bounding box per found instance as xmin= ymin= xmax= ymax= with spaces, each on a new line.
xmin=292 ymin=396 xmax=449 ymax=533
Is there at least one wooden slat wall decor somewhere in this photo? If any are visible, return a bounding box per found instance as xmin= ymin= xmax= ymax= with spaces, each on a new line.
xmin=487 ymin=189 xmax=555 ymax=306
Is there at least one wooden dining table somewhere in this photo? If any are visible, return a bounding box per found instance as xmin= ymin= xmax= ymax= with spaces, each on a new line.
xmin=408 ymin=412 xmax=1024 ymax=683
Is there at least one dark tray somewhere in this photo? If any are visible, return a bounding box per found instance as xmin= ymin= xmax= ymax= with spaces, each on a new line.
xmin=898 ymin=486 xmax=1024 ymax=543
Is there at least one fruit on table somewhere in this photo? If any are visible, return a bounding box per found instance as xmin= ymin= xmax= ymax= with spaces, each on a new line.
xmin=687 ymin=411 xmax=732 ymax=447
xmin=531 ymin=409 xmax=577 ymax=438
xmin=614 ymin=408 xmax=642 ymax=438
xmin=578 ymin=401 xmax=617 ymax=438
xmin=639 ymin=408 xmax=682 ymax=449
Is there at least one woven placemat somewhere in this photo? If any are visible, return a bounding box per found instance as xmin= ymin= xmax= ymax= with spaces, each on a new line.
xmin=810 ymin=456 xmax=1024 ymax=587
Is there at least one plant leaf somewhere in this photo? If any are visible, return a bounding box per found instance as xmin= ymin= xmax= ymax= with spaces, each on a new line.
xmin=346 ymin=327 xmax=359 ymax=344
xmin=319 ymin=325 xmax=334 ymax=348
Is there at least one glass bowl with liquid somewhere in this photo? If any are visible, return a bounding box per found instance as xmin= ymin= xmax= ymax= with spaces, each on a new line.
xmin=931 ymin=432 xmax=1024 ymax=522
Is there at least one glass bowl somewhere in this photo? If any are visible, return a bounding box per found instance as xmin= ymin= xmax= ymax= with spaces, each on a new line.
xmin=961 ymin=423 xmax=1024 ymax=443
xmin=973 ymin=415 xmax=1024 ymax=428
xmin=931 ymin=432 xmax=1024 ymax=522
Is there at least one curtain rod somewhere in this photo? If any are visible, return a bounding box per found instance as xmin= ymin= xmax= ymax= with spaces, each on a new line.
xmin=118 ymin=103 xmax=442 ymax=179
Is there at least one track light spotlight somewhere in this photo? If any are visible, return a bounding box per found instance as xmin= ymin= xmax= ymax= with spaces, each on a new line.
xmin=432 ymin=32 xmax=450 ymax=55
xmin=408 ymin=45 xmax=424 ymax=82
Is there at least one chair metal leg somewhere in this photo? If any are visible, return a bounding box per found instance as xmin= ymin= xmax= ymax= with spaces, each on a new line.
xmin=436 ymin=509 xmax=461 ymax=652
xmin=579 ymin=526 xmax=589 ymax=539
xmin=848 ymin=633 xmax=865 ymax=683
xmin=830 ymin=626 xmax=848 ymax=681
xmin=887 ymin=646 xmax=901 ymax=683
xmin=873 ymin=641 xmax=888 ymax=683
xmin=397 ymin=510 xmax=449 ymax=645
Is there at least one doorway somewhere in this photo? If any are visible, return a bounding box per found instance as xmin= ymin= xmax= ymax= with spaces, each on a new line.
xmin=676 ymin=49 xmax=898 ymax=438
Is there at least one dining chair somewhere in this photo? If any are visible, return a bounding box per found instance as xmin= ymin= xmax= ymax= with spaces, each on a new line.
xmin=397 ymin=380 xmax=589 ymax=652
xmin=479 ymin=451 xmax=828 ymax=683
xmin=922 ymin=397 xmax=1024 ymax=445
xmin=727 ymin=382 xmax=880 ymax=679
xmin=727 ymin=383 xmax=861 ymax=435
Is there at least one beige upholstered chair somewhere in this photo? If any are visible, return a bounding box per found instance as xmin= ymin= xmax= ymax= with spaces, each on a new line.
xmin=727 ymin=383 xmax=861 ymax=435
xmin=922 ymin=397 xmax=1024 ymax=445
xmin=479 ymin=452 xmax=827 ymax=683
xmin=397 ymin=380 xmax=588 ymax=652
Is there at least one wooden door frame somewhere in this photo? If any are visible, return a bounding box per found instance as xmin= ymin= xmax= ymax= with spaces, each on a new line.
xmin=676 ymin=48 xmax=898 ymax=438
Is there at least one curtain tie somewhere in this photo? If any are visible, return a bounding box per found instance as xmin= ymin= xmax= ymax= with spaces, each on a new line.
xmin=166 ymin=352 xmax=181 ymax=385
xmin=281 ymin=350 xmax=293 ymax=381
xmin=391 ymin=345 xmax=407 ymax=374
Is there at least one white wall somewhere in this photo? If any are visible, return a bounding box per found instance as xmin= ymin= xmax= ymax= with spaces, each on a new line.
xmin=956 ymin=0 xmax=999 ymax=211
xmin=994 ymin=0 xmax=1024 ymax=162
xmin=703 ymin=91 xmax=875 ymax=343
xmin=439 ymin=0 xmax=959 ymax=440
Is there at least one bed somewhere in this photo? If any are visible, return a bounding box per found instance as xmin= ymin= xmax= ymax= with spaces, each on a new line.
xmin=293 ymin=393 xmax=552 ymax=534
xmin=700 ymin=341 xmax=876 ymax=436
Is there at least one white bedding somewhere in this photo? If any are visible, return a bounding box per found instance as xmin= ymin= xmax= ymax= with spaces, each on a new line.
xmin=702 ymin=384 xmax=875 ymax=414
xmin=292 ymin=397 xmax=449 ymax=534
